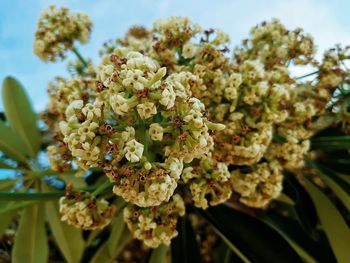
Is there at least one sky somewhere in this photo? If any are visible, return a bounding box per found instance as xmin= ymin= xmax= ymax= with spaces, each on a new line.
xmin=1 ymin=0 xmax=350 ymax=111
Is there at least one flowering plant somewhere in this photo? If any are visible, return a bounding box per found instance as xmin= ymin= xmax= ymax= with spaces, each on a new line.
xmin=0 ymin=5 xmax=349 ymax=263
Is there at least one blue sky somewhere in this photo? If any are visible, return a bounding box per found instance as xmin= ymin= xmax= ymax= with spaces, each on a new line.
xmin=1 ymin=0 xmax=350 ymax=111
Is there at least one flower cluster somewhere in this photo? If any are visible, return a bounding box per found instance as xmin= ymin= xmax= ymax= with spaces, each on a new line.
xmin=35 ymin=6 xmax=350 ymax=247
xmin=182 ymin=157 xmax=232 ymax=209
xmin=231 ymin=161 xmax=283 ymax=208
xmin=123 ymin=194 xmax=185 ymax=248
xmin=34 ymin=5 xmax=92 ymax=62
xmin=59 ymin=189 xmax=115 ymax=230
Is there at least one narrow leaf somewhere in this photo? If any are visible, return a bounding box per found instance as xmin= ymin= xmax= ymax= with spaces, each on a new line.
xmin=107 ymin=210 xmax=126 ymax=255
xmin=12 ymin=204 xmax=48 ymax=263
xmin=2 ymin=76 xmax=41 ymax=157
xmin=311 ymin=136 xmax=350 ymax=151
xmin=284 ymin=174 xmax=318 ymax=237
xmin=308 ymin=161 xmax=350 ymax=211
xmin=0 ymin=159 xmax=16 ymax=169
xmin=0 ymin=203 xmax=18 ymax=237
xmin=90 ymin=211 xmax=127 ymax=263
xmin=304 ymin=178 xmax=350 ymax=263
xmin=0 ymin=121 xmax=28 ymax=164
xmin=202 ymin=206 xmax=303 ymax=263
xmin=90 ymin=228 xmax=131 ymax=263
xmin=0 ymin=179 xmax=16 ymax=191
xmin=0 ymin=201 xmax=37 ymax=214
xmin=171 ymin=217 xmax=202 ymax=263
xmin=149 ymin=245 xmax=168 ymax=263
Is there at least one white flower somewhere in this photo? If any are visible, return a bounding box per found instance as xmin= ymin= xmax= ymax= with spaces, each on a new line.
xmin=78 ymin=121 xmax=99 ymax=140
xmin=166 ymin=157 xmax=183 ymax=179
xmin=224 ymin=87 xmax=237 ymax=100
xmin=183 ymin=109 xmax=204 ymax=128
xmin=188 ymin=97 xmax=205 ymax=111
xmin=121 ymin=127 xmax=135 ymax=142
xmin=110 ymin=93 xmax=129 ymax=115
xmin=66 ymin=100 xmax=84 ymax=119
xmin=99 ymin=64 xmax=114 ymax=87
xmin=124 ymin=139 xmax=144 ymax=162
xmin=159 ymin=85 xmax=176 ymax=109
xmin=59 ymin=121 xmax=71 ymax=136
xmin=126 ymin=51 xmax=158 ymax=72
xmin=212 ymin=30 xmax=230 ymax=45
xmin=192 ymin=127 xmax=209 ymax=147
xmin=137 ymin=102 xmax=157 ymax=119
xmin=122 ymin=69 xmax=148 ymax=90
xmin=82 ymin=103 xmax=101 ymax=120
xmin=182 ymin=42 xmax=197 ymax=58
xmin=149 ymin=123 xmax=164 ymax=141
xmin=72 ymin=143 xmax=100 ymax=161
xmin=229 ymin=73 xmax=243 ymax=88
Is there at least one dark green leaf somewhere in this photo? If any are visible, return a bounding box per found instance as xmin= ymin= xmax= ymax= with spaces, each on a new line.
xmin=2 ymin=76 xmax=41 ymax=157
xmin=311 ymin=136 xmax=350 ymax=151
xmin=12 ymin=204 xmax=48 ymax=263
xmin=0 ymin=191 xmax=63 ymax=201
xmin=283 ymin=174 xmax=318 ymax=238
xmin=201 ymin=205 xmax=303 ymax=263
xmin=149 ymin=245 xmax=168 ymax=263
xmin=214 ymin=241 xmax=242 ymax=263
xmin=258 ymin=213 xmax=336 ymax=262
xmin=0 ymin=121 xmax=28 ymax=164
xmin=171 ymin=216 xmax=202 ymax=263
xmin=304 ymin=178 xmax=350 ymax=263
xmin=308 ymin=161 xmax=350 ymax=211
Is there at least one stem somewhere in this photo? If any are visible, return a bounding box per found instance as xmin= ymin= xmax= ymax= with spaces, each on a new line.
xmin=72 ymin=47 xmax=88 ymax=68
xmin=0 ymin=191 xmax=63 ymax=201
xmin=91 ymin=181 xmax=112 ymax=197
xmin=296 ymin=70 xmax=319 ymax=80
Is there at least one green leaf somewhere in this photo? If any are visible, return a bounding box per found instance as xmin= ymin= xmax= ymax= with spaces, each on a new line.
xmin=308 ymin=161 xmax=350 ymax=212
xmin=214 ymin=242 xmax=241 ymax=263
xmin=149 ymin=245 xmax=168 ymax=263
xmin=90 ymin=212 xmax=128 ymax=263
xmin=201 ymin=206 xmax=304 ymax=263
xmin=0 ymin=121 xmax=28 ymax=164
xmin=171 ymin=217 xmax=202 ymax=263
xmin=304 ymin=178 xmax=350 ymax=263
xmin=12 ymin=204 xmax=48 ymax=263
xmin=311 ymin=136 xmax=350 ymax=151
xmin=0 ymin=159 xmax=16 ymax=169
xmin=0 ymin=203 xmax=18 ymax=237
xmin=43 ymin=185 xmax=84 ymax=263
xmin=107 ymin=210 xmax=126 ymax=256
xmin=258 ymin=214 xmax=322 ymax=263
xmin=335 ymin=173 xmax=350 ymax=184
xmin=2 ymin=76 xmax=41 ymax=158
xmin=0 ymin=201 xmax=37 ymax=214
xmin=58 ymin=172 xmax=87 ymax=189
xmin=0 ymin=179 xmax=16 ymax=191
xmin=283 ymin=174 xmax=318 ymax=237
